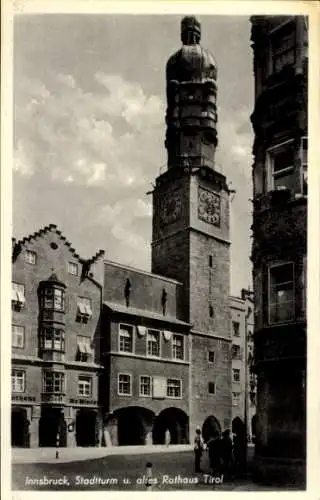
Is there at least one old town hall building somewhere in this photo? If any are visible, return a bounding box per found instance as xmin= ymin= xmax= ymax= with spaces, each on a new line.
xmin=11 ymin=17 xmax=238 ymax=448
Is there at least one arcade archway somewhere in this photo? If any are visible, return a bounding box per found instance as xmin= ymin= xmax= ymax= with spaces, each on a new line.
xmin=153 ymin=407 xmax=189 ymax=444
xmin=232 ymin=416 xmax=245 ymax=436
xmin=202 ymin=415 xmax=221 ymax=442
xmin=11 ymin=407 xmax=29 ymax=447
xmin=39 ymin=407 xmax=67 ymax=447
xmin=76 ymin=409 xmax=97 ymax=447
xmin=113 ymin=406 xmax=154 ymax=446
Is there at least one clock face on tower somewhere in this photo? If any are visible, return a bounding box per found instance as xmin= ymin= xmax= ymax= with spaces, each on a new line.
xmin=159 ymin=190 xmax=182 ymax=226
xmin=198 ymin=186 xmax=221 ymax=227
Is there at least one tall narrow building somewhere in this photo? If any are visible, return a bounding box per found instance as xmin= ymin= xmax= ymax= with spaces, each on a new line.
xmin=152 ymin=16 xmax=232 ymax=438
xmin=250 ymin=16 xmax=307 ymax=484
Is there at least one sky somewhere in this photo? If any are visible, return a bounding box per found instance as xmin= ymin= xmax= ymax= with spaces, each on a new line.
xmin=13 ymin=14 xmax=254 ymax=295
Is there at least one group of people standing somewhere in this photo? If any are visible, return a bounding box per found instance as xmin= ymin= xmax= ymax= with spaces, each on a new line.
xmin=194 ymin=427 xmax=246 ymax=477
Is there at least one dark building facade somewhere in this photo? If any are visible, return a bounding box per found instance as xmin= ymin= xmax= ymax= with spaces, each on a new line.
xmin=11 ymin=17 xmax=233 ymax=447
xmin=250 ymin=16 xmax=307 ymax=483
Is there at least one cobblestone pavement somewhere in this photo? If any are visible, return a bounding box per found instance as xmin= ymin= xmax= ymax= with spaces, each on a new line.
xmin=12 ymin=449 xmax=304 ymax=491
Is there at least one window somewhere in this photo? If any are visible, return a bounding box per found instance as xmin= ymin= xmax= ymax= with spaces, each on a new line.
xmin=68 ymin=262 xmax=78 ymax=276
xmin=25 ymin=250 xmax=36 ymax=265
xmin=267 ymin=142 xmax=295 ymax=192
xmin=300 ymin=137 xmax=308 ymax=195
xmin=147 ymin=330 xmax=160 ymax=357
xmin=76 ymin=335 xmax=92 ymax=362
xmin=78 ymin=376 xmax=92 ymax=396
xmin=43 ymin=288 xmax=65 ymax=312
xmin=12 ymin=369 xmax=25 ymax=393
xmin=302 ymin=256 xmax=307 ymax=313
xmin=232 ymin=344 xmax=241 ymax=360
xmin=43 ymin=371 xmax=65 ymax=393
xmin=41 ymin=327 xmax=65 ymax=351
xmin=232 ymin=321 xmax=240 ymax=337
xmin=269 ymin=262 xmax=295 ymax=324
xmin=232 ymin=392 xmax=240 ymax=406
xmin=167 ymin=378 xmax=182 ymax=398
xmin=77 ymin=297 xmax=92 ymax=322
xmin=271 ymin=22 xmax=296 ymax=73
xmin=12 ymin=325 xmax=24 ymax=348
xmin=208 ymin=351 xmax=215 ymax=363
xmin=233 ymin=368 xmax=240 ymax=382
xmin=209 ymin=255 xmax=213 ymax=267
xmin=118 ymin=373 xmax=132 ymax=395
xmin=172 ymin=334 xmax=184 ymax=360
xmin=139 ymin=375 xmax=151 ymax=396
xmin=209 ymin=305 xmax=214 ymax=318
xmin=12 ymin=283 xmax=25 ymax=308
xmin=119 ymin=324 xmax=133 ymax=353
xmin=208 ymin=382 xmax=215 ymax=395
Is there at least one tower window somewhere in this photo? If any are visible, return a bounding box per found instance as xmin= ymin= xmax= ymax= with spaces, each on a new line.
xmin=233 ymin=368 xmax=240 ymax=382
xmin=268 ymin=262 xmax=295 ymax=324
xmin=208 ymin=382 xmax=215 ymax=395
xmin=208 ymin=351 xmax=215 ymax=364
xmin=209 ymin=255 xmax=213 ymax=267
xmin=209 ymin=305 xmax=214 ymax=318
xmin=232 ymin=321 xmax=240 ymax=337
xmin=232 ymin=344 xmax=241 ymax=360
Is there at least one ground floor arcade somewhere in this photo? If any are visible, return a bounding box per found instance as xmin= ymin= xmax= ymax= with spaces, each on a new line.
xmin=11 ymin=405 xmax=102 ymax=448
xmin=12 ymin=403 xmax=228 ymax=448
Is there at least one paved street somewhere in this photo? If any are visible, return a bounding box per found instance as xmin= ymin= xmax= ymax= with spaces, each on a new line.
xmin=12 ymin=447 xmax=300 ymax=491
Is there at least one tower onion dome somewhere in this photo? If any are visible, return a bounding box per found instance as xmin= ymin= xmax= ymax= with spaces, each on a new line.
xmin=166 ymin=16 xmax=217 ymax=83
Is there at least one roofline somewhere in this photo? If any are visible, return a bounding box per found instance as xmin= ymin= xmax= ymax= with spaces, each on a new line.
xmin=103 ymin=259 xmax=183 ymax=286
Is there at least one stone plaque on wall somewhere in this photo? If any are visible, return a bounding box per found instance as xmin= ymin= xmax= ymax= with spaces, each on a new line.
xmin=153 ymin=376 xmax=166 ymax=399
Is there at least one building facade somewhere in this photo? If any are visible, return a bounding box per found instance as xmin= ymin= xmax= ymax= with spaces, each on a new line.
xmin=230 ymin=290 xmax=256 ymax=442
xmin=11 ymin=17 xmax=235 ymax=448
xmin=11 ymin=225 xmax=105 ymax=448
xmin=250 ymin=16 xmax=307 ymax=483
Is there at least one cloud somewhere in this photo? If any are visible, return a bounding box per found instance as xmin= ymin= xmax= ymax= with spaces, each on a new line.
xmin=14 ymin=72 xmax=165 ymax=192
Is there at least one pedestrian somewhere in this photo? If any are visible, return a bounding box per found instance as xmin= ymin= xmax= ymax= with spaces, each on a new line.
xmin=233 ymin=430 xmax=246 ymax=475
xmin=165 ymin=429 xmax=171 ymax=447
xmin=220 ymin=430 xmax=233 ymax=477
xmin=193 ymin=427 xmax=204 ymax=473
xmin=207 ymin=431 xmax=221 ymax=476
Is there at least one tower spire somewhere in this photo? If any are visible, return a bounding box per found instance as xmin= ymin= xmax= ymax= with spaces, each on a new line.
xmin=165 ymin=17 xmax=218 ymax=171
